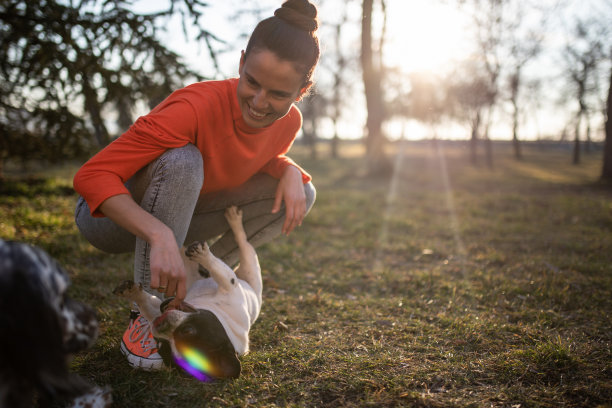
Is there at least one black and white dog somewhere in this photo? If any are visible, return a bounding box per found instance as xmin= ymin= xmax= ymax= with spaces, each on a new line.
xmin=0 ymin=240 xmax=111 ymax=408
xmin=114 ymin=206 xmax=262 ymax=380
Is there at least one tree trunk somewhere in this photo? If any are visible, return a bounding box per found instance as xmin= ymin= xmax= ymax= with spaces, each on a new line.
xmin=602 ymin=67 xmax=612 ymax=181
xmin=512 ymin=131 xmax=522 ymax=160
xmin=361 ymin=0 xmax=389 ymax=175
xmin=585 ymin=111 xmax=591 ymax=154
xmin=509 ymin=71 xmax=523 ymax=160
xmin=511 ymin=100 xmax=522 ymax=160
xmin=470 ymin=111 xmax=481 ymax=165
xmin=331 ymin=119 xmax=339 ymax=159
xmin=573 ymin=112 xmax=581 ymax=165
xmin=83 ymin=80 xmax=111 ymax=147
xmin=303 ymin=114 xmax=318 ymax=160
xmin=330 ymin=9 xmax=347 ymax=161
xmin=484 ymin=136 xmax=494 ymax=169
xmin=483 ymin=107 xmax=495 ymax=169
xmin=304 ymin=129 xmax=317 ymax=160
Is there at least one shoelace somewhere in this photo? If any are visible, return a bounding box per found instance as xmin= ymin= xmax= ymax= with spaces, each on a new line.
xmin=128 ymin=316 xmax=158 ymax=352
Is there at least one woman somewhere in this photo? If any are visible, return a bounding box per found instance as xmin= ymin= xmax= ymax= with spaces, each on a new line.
xmin=73 ymin=0 xmax=320 ymax=370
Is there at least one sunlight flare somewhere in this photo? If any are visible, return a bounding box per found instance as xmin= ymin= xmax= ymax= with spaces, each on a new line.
xmin=373 ymin=139 xmax=406 ymax=274
xmin=435 ymin=142 xmax=467 ymax=264
xmin=173 ymin=343 xmax=215 ymax=382
xmin=385 ymin=2 xmax=469 ymax=73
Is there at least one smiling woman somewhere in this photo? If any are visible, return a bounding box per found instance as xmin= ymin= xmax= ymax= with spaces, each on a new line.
xmin=237 ymin=49 xmax=310 ymax=128
xmin=73 ymin=0 xmax=321 ymax=374
xmin=384 ymin=2 xmax=470 ymax=74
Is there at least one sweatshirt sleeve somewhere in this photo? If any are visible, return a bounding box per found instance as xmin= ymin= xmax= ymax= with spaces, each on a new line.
xmin=258 ymin=105 xmax=311 ymax=184
xmin=73 ymin=98 xmax=198 ymax=217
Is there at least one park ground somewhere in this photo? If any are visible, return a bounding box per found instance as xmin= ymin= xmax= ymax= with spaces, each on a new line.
xmin=0 ymin=140 xmax=611 ymax=407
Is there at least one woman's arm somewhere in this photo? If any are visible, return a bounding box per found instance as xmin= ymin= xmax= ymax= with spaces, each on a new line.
xmin=99 ymin=194 xmax=187 ymax=302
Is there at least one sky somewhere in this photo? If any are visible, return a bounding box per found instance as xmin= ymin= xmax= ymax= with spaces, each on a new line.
xmin=130 ymin=0 xmax=611 ymax=141
xmin=137 ymin=1 xmax=473 ymax=79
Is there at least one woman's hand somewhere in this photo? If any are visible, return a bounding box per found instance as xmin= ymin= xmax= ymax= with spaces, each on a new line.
xmin=149 ymin=228 xmax=187 ymax=302
xmin=271 ymin=165 xmax=306 ymax=235
xmin=99 ymin=194 xmax=187 ymax=302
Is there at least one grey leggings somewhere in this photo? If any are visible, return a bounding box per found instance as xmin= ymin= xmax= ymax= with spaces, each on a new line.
xmin=74 ymin=144 xmax=316 ymax=293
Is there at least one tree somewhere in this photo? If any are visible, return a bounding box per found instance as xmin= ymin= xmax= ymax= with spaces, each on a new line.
xmin=0 ymin=0 xmax=221 ymax=173
xmin=503 ymin=0 xmax=548 ymax=160
xmin=297 ymin=0 xmax=357 ymax=160
xmin=564 ymin=20 xmax=604 ymax=165
xmin=447 ymin=61 xmax=496 ymax=165
xmin=601 ymin=52 xmax=612 ymax=181
xmin=406 ymin=71 xmax=449 ymax=139
xmin=297 ymin=89 xmax=326 ymax=160
xmin=361 ymin=0 xmax=390 ymax=175
xmin=385 ymin=69 xmax=448 ymax=140
xmin=466 ymin=0 xmax=506 ymax=169
xmin=507 ymin=44 xmax=541 ymax=160
xmin=328 ymin=3 xmax=353 ymax=159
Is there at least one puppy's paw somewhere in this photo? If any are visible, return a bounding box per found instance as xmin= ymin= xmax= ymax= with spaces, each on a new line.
xmin=186 ymin=240 xmax=211 ymax=260
xmin=112 ymin=280 xmax=142 ymax=298
xmin=225 ymin=206 xmax=243 ymax=225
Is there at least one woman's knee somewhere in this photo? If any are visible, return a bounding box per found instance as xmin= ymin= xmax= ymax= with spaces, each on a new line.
xmin=74 ymin=196 xmax=136 ymax=253
xmin=129 ymin=144 xmax=204 ymax=202
xmin=304 ymin=181 xmax=316 ymax=214
xmin=157 ymin=144 xmax=204 ymax=189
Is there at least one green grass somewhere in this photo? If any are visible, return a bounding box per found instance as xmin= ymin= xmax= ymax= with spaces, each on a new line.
xmin=1 ymin=141 xmax=611 ymax=407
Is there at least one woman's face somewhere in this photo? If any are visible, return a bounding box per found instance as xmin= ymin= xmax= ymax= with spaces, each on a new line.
xmin=237 ymin=49 xmax=309 ymax=128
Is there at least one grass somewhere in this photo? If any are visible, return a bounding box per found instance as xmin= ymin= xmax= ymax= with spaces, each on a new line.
xmin=1 ymin=141 xmax=611 ymax=407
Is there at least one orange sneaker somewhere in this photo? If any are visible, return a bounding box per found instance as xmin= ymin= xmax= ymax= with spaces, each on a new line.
xmin=120 ymin=311 xmax=164 ymax=370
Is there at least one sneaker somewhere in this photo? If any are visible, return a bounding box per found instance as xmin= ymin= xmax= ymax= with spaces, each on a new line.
xmin=120 ymin=311 xmax=164 ymax=370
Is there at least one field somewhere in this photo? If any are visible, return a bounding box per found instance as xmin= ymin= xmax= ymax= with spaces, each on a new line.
xmin=1 ymin=141 xmax=611 ymax=407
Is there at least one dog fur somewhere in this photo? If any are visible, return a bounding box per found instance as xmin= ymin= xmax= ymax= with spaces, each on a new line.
xmin=0 ymin=239 xmax=111 ymax=408
xmin=114 ymin=206 xmax=262 ymax=379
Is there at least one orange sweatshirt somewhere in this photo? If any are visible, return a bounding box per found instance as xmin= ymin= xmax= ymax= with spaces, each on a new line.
xmin=73 ymin=78 xmax=311 ymax=217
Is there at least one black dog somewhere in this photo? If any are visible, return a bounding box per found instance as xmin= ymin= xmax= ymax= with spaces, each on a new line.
xmin=0 ymin=240 xmax=111 ymax=408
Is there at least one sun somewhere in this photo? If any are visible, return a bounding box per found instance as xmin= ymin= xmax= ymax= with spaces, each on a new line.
xmin=384 ymin=2 xmax=470 ymax=74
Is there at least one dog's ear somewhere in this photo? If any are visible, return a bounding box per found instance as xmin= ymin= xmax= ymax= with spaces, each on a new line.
xmin=213 ymin=351 xmax=241 ymax=379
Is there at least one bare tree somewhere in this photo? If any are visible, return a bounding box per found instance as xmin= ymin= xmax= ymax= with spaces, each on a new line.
xmin=504 ymin=0 xmax=548 ymax=160
xmin=603 ymin=59 xmax=612 ymax=181
xmin=598 ymin=1 xmax=612 ymax=181
xmin=328 ymin=4 xmax=352 ymax=159
xmin=361 ymin=0 xmax=391 ymax=175
xmin=466 ymin=0 xmax=506 ymax=168
xmin=389 ymin=70 xmax=448 ymax=140
xmin=312 ymin=0 xmax=358 ymax=160
xmin=447 ymin=62 xmax=496 ymax=165
xmin=564 ymin=19 xmax=604 ymax=164
xmin=297 ymin=90 xmax=326 ymax=160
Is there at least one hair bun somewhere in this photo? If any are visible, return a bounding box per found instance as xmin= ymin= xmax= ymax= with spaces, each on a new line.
xmin=274 ymin=0 xmax=319 ymax=32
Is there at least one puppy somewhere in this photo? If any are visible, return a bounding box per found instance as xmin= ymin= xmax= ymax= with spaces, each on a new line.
xmin=0 ymin=239 xmax=111 ymax=408
xmin=113 ymin=206 xmax=262 ymax=379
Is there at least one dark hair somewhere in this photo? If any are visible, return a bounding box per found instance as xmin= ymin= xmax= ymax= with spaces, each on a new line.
xmin=244 ymin=0 xmax=320 ymax=85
